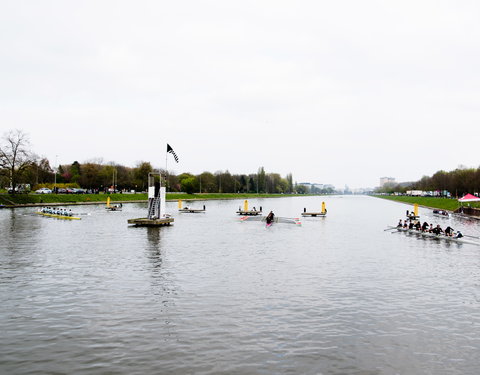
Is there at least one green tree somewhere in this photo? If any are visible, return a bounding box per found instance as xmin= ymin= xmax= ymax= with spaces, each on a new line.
xmin=133 ymin=162 xmax=153 ymax=191
xmin=295 ymin=183 xmax=308 ymax=194
xmin=178 ymin=173 xmax=198 ymax=194
xmin=286 ymin=173 xmax=293 ymax=193
xmin=257 ymin=167 xmax=266 ymax=193
xmin=181 ymin=176 xmax=197 ymax=194
xmin=198 ymin=172 xmax=217 ymax=193
xmin=70 ymin=161 xmax=81 ymax=183
xmin=79 ymin=163 xmax=102 ymax=189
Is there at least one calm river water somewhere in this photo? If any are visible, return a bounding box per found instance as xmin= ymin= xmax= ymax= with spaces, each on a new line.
xmin=1 ymin=196 xmax=480 ymax=374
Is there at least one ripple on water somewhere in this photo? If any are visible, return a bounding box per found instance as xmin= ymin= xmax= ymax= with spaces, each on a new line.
xmin=1 ymin=198 xmax=480 ymax=374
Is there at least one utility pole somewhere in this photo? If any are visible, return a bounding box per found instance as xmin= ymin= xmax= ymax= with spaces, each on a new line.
xmin=54 ymin=155 xmax=58 ymax=192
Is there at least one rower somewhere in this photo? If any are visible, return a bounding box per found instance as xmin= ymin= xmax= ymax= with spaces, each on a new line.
xmin=414 ymin=221 xmax=421 ymax=230
xmin=397 ymin=219 xmax=403 ymax=228
xmin=445 ymin=226 xmax=454 ymax=237
xmin=455 ymin=231 xmax=463 ymax=238
xmin=432 ymin=225 xmax=444 ymax=235
xmin=422 ymin=221 xmax=429 ymax=232
xmin=266 ymin=211 xmax=275 ymax=224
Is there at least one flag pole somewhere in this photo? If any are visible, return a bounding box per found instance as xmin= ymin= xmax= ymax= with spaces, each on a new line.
xmin=165 ymin=146 xmax=168 ymax=191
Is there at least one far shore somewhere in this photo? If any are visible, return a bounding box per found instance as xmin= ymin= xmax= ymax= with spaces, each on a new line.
xmin=0 ymin=192 xmax=319 ymax=208
xmin=373 ymin=195 xmax=480 ymax=218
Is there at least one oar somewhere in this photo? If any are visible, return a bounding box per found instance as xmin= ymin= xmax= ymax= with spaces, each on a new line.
xmin=464 ymin=234 xmax=480 ymax=239
xmin=384 ymin=226 xmax=398 ymax=231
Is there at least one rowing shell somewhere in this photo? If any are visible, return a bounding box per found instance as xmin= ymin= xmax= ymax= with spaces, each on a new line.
xmin=240 ymin=216 xmax=301 ymax=225
xmin=387 ymin=226 xmax=480 ymax=246
xmin=36 ymin=211 xmax=81 ymax=220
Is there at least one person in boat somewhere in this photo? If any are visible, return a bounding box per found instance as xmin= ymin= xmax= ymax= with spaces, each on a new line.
xmin=253 ymin=207 xmax=256 ymax=211
xmin=421 ymin=221 xmax=429 ymax=232
xmin=408 ymin=221 xmax=414 ymax=229
xmin=455 ymin=231 xmax=463 ymax=238
xmin=266 ymin=211 xmax=274 ymax=224
xmin=402 ymin=220 xmax=408 ymax=229
xmin=432 ymin=225 xmax=444 ymax=235
xmin=397 ymin=219 xmax=403 ymax=228
xmin=445 ymin=226 xmax=454 ymax=237
xmin=414 ymin=221 xmax=421 ymax=230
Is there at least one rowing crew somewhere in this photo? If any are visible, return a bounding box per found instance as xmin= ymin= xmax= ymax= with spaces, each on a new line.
xmin=40 ymin=207 xmax=73 ymax=217
xmin=397 ymin=219 xmax=463 ymax=238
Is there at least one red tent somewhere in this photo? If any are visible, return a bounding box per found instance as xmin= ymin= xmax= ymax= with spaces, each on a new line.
xmin=458 ymin=193 xmax=480 ymax=202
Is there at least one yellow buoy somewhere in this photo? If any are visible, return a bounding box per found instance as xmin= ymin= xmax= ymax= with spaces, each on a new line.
xmin=414 ymin=203 xmax=418 ymax=217
xmin=178 ymin=199 xmax=182 ymax=209
xmin=106 ymin=196 xmax=111 ymax=207
xmin=243 ymin=200 xmax=248 ymax=212
xmin=321 ymin=201 xmax=326 ymax=214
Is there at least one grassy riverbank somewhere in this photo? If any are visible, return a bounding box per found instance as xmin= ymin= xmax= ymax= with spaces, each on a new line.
xmin=0 ymin=192 xmax=312 ymax=207
xmin=373 ymin=195 xmax=480 ymax=211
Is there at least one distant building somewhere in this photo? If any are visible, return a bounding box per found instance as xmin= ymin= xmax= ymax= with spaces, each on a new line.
xmin=380 ymin=177 xmax=396 ymax=187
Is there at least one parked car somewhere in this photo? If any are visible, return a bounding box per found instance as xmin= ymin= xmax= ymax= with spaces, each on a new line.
xmin=8 ymin=184 xmax=31 ymax=194
xmin=72 ymin=188 xmax=86 ymax=194
xmin=35 ymin=188 xmax=52 ymax=194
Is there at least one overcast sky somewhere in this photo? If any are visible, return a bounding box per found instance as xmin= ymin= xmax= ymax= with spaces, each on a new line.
xmin=1 ymin=1 xmax=479 ymax=189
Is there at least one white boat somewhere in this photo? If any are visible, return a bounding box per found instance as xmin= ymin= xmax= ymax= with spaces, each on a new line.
xmin=388 ymin=226 xmax=479 ymax=246
xmin=240 ymin=216 xmax=301 ymax=225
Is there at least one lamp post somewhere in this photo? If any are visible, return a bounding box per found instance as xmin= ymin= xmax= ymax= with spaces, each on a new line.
xmin=54 ymin=155 xmax=58 ymax=193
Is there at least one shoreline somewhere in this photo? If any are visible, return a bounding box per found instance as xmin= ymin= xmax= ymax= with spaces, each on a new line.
xmin=0 ymin=193 xmax=321 ymax=209
xmin=373 ymin=195 xmax=480 ymax=220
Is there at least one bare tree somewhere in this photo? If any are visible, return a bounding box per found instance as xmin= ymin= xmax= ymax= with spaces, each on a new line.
xmin=0 ymin=129 xmax=33 ymax=194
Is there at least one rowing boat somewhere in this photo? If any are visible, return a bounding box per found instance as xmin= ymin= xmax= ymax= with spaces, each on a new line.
xmin=387 ymin=226 xmax=479 ymax=246
xmin=35 ymin=211 xmax=81 ymax=220
xmin=432 ymin=209 xmax=450 ymax=218
xmin=106 ymin=205 xmax=122 ymax=211
xmin=240 ymin=216 xmax=301 ymax=225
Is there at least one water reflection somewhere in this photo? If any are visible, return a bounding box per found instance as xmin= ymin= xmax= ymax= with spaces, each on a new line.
xmin=1 ymin=197 xmax=480 ymax=374
xmin=145 ymin=227 xmax=164 ymax=275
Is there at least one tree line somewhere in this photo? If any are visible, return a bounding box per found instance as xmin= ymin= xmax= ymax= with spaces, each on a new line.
xmin=376 ymin=166 xmax=480 ymax=197
xmin=1 ymin=129 xmax=331 ymax=195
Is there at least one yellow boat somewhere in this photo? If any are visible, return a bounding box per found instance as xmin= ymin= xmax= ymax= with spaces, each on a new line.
xmin=35 ymin=211 xmax=81 ymax=220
